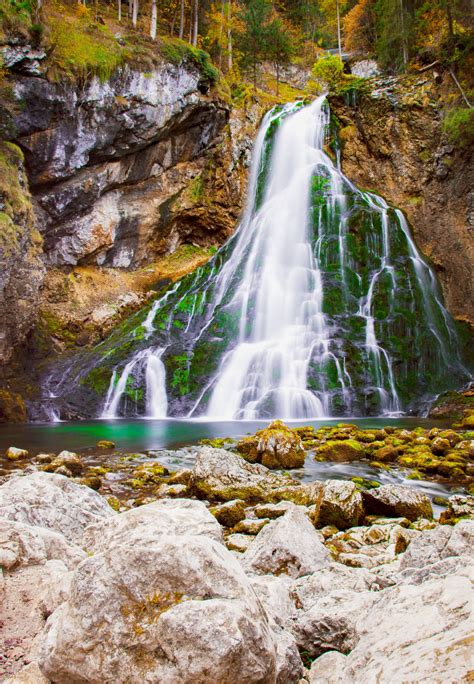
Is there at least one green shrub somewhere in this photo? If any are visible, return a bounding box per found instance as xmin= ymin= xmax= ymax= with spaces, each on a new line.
xmin=311 ymin=54 xmax=345 ymax=93
xmin=160 ymin=37 xmax=219 ymax=84
xmin=442 ymin=107 xmax=474 ymax=148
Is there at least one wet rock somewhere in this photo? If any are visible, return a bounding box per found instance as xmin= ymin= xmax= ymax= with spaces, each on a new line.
xmin=361 ymin=484 xmax=432 ymax=521
xmin=317 ymin=480 xmax=364 ymax=530
xmin=96 ymin=440 xmax=115 ymax=449
xmin=5 ymin=446 xmax=29 ymax=461
xmin=0 ymin=472 xmax=115 ymax=543
xmin=430 ymin=437 xmax=450 ymax=455
xmin=234 ymin=518 xmax=270 ymax=535
xmin=373 ymin=444 xmax=398 ymax=462
xmin=439 ymin=494 xmax=474 ymax=523
xmin=211 ymin=500 xmax=247 ymax=527
xmin=45 ymin=451 xmax=84 ymax=475
xmin=82 ymin=498 xmax=223 ymax=553
xmin=0 ymin=391 xmax=28 ymax=423
xmin=243 ymin=506 xmax=330 ymax=578
xmin=38 ymin=536 xmax=278 ymax=683
xmin=237 ymin=421 xmax=305 ymax=469
xmin=35 ymin=454 xmax=54 ymax=464
xmin=79 ymin=475 xmax=102 ymax=491
xmin=0 ymin=519 xmax=85 ymax=570
xmin=314 ymin=439 xmax=365 ymax=462
xmin=190 ymin=447 xmax=298 ymax=503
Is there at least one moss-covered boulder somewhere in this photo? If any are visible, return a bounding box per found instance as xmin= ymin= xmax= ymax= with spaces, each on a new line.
xmin=373 ymin=444 xmax=398 ymax=463
xmin=237 ymin=420 xmax=305 ymax=469
xmin=314 ymin=439 xmax=365 ymax=462
xmin=0 ymin=390 xmax=27 ymax=423
xmin=431 ymin=437 xmax=450 ymax=455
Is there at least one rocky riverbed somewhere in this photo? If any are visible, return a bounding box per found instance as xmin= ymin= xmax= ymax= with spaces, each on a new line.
xmin=1 ymin=420 xmax=473 ymax=682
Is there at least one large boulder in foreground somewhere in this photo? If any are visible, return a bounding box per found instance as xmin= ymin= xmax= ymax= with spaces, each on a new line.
xmin=243 ymin=506 xmax=330 ymax=578
xmin=0 ymin=472 xmax=115 ymax=543
xmin=237 ymin=421 xmax=305 ymax=469
xmin=309 ymin=572 xmax=472 ymax=683
xmin=317 ymin=480 xmax=364 ymax=530
xmin=361 ymin=484 xmax=432 ymax=522
xmin=82 ymin=498 xmax=223 ymax=553
xmin=39 ymin=536 xmax=279 ymax=683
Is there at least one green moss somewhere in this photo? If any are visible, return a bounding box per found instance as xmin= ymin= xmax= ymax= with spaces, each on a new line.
xmin=80 ymin=366 xmax=113 ymax=396
xmin=159 ymin=37 xmax=218 ymax=83
xmin=442 ymin=107 xmax=474 ymax=148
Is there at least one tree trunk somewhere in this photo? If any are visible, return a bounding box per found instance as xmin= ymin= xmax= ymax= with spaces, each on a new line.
xmin=150 ymin=0 xmax=157 ymax=39
xmin=276 ymin=63 xmax=279 ymax=96
xmin=336 ymin=0 xmax=342 ymax=59
xmin=399 ymin=0 xmax=408 ymax=69
xmin=117 ymin=0 xmax=121 ymax=22
xmin=227 ymin=0 xmax=233 ymax=71
xmin=179 ymin=0 xmax=185 ymax=39
xmin=192 ymin=0 xmax=199 ymax=46
xmin=445 ymin=0 xmax=454 ymax=42
xmin=132 ymin=0 xmax=138 ymax=27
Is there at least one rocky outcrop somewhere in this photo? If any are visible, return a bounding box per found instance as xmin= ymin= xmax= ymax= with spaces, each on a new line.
xmin=1 ymin=57 xmax=257 ymax=385
xmin=0 ymin=142 xmax=44 ymax=372
xmin=329 ymin=73 xmax=474 ymax=327
xmin=12 ymin=65 xmax=238 ymax=268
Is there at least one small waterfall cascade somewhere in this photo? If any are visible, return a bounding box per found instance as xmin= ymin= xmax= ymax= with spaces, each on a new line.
xmin=101 ymin=348 xmax=168 ymax=419
xmin=43 ymin=96 xmax=471 ymax=420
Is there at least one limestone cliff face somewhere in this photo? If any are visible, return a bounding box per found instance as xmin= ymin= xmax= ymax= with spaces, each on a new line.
xmin=0 ymin=58 xmax=256 ymax=384
xmin=329 ymin=74 xmax=474 ymax=327
xmin=0 ymin=142 xmax=44 ymax=371
xmin=13 ymin=64 xmax=247 ymax=268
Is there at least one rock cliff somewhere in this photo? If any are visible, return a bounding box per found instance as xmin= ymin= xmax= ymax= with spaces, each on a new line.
xmin=0 ymin=56 xmax=258 ymax=396
xmin=329 ymin=74 xmax=474 ymax=328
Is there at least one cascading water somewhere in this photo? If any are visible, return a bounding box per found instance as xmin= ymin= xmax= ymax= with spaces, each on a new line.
xmin=42 ymin=96 xmax=471 ymax=420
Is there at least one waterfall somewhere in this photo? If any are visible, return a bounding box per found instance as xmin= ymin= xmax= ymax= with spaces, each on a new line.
xmin=47 ymin=96 xmax=471 ymax=420
xmin=101 ymin=348 xmax=167 ymax=419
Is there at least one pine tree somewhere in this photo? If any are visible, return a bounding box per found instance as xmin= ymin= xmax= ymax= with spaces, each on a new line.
xmin=267 ymin=17 xmax=294 ymax=95
xmin=237 ymin=0 xmax=272 ymax=89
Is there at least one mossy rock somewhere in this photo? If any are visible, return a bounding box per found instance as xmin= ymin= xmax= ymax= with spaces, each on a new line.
xmin=236 ymin=420 xmax=305 ymax=469
xmin=0 ymin=390 xmax=27 ymax=423
xmin=314 ymin=439 xmax=366 ymax=462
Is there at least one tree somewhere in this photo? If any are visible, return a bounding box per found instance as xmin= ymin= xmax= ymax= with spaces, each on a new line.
xmin=192 ymin=0 xmax=199 ymax=46
xmin=237 ymin=0 xmax=272 ymax=89
xmin=150 ymin=0 xmax=157 ymax=39
xmin=319 ymin=0 xmax=349 ymax=55
xmin=179 ymin=0 xmax=185 ymax=38
xmin=267 ymin=17 xmax=294 ymax=95
xmin=311 ymin=52 xmax=345 ymax=92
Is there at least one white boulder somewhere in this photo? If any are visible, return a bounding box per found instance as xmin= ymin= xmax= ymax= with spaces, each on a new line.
xmin=39 ymin=535 xmax=278 ymax=683
xmin=0 ymin=472 xmax=115 ymax=543
xmin=243 ymin=506 xmax=330 ymax=578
